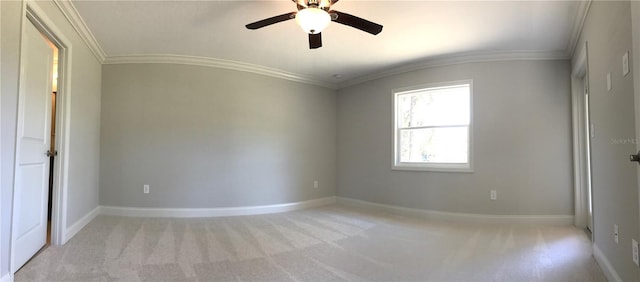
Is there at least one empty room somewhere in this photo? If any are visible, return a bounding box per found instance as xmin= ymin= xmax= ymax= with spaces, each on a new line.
xmin=2 ymin=0 xmax=640 ymax=281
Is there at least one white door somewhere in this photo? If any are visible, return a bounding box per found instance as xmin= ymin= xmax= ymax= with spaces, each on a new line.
xmin=11 ymin=19 xmax=54 ymax=273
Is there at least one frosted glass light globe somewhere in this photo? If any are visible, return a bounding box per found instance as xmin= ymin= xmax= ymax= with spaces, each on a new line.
xmin=295 ymin=8 xmax=331 ymax=34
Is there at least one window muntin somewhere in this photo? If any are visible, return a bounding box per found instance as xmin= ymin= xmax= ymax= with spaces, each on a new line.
xmin=393 ymin=81 xmax=472 ymax=172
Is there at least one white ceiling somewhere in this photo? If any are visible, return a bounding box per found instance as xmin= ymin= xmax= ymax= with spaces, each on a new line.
xmin=71 ymin=0 xmax=584 ymax=87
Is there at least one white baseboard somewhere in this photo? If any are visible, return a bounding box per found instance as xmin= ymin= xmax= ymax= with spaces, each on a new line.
xmin=100 ymin=196 xmax=337 ymax=218
xmin=0 ymin=272 xmax=13 ymax=282
xmin=593 ymin=243 xmax=623 ymax=282
xmin=63 ymin=206 xmax=100 ymax=243
xmin=336 ymin=197 xmax=574 ymax=225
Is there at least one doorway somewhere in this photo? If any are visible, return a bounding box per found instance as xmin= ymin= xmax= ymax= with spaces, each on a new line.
xmin=582 ymin=77 xmax=594 ymax=233
xmin=571 ymin=42 xmax=594 ymax=236
xmin=47 ymin=40 xmax=58 ymax=246
xmin=43 ymin=35 xmax=59 ymax=248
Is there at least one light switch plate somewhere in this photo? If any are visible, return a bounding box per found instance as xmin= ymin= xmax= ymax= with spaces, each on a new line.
xmin=607 ymin=72 xmax=612 ymax=91
xmin=623 ymin=52 xmax=630 ymax=77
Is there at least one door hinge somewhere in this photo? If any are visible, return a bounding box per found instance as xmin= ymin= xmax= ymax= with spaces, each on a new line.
xmin=46 ymin=150 xmax=58 ymax=157
xmin=630 ymin=151 xmax=640 ymax=163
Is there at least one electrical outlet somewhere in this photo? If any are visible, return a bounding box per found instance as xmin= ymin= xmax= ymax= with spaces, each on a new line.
xmin=623 ymin=52 xmax=630 ymax=77
xmin=313 ymin=180 xmax=318 ymax=188
xmin=607 ymin=72 xmax=612 ymax=91
xmin=143 ymin=184 xmax=150 ymax=194
xmin=490 ymin=190 xmax=497 ymax=200
xmin=614 ymin=224 xmax=619 ymax=244
xmin=633 ymin=239 xmax=639 ymax=266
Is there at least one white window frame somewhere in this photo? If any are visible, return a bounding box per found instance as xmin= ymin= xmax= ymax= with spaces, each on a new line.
xmin=392 ymin=80 xmax=474 ymax=172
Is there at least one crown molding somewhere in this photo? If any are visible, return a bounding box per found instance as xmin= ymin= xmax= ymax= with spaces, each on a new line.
xmin=337 ymin=50 xmax=570 ymax=89
xmin=104 ymin=54 xmax=337 ymax=89
xmin=567 ymin=0 xmax=591 ymax=57
xmin=104 ymin=51 xmax=570 ymax=91
xmin=53 ymin=0 xmax=106 ymax=63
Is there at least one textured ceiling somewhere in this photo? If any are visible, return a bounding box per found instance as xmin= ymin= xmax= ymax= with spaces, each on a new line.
xmin=72 ymin=0 xmax=582 ymax=86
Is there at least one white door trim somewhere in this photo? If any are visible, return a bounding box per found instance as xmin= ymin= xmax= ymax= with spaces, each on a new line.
xmin=0 ymin=0 xmax=3 ymax=278
xmin=571 ymin=41 xmax=590 ymax=230
xmin=631 ymin=3 xmax=640 ymax=270
xmin=9 ymin=0 xmax=72 ymax=273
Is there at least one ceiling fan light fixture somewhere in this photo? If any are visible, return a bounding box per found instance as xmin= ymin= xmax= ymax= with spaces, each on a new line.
xmin=295 ymin=7 xmax=331 ymax=34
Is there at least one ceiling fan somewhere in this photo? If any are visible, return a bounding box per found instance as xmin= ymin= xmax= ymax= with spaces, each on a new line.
xmin=245 ymin=0 xmax=383 ymax=49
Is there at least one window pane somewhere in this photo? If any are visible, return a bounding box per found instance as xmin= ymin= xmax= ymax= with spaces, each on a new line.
xmin=399 ymin=127 xmax=468 ymax=163
xmin=397 ymin=85 xmax=470 ymax=128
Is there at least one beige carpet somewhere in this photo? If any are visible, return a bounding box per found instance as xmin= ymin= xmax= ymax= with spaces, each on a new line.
xmin=16 ymin=204 xmax=606 ymax=281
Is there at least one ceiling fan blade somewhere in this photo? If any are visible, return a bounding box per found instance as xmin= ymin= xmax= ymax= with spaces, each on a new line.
xmin=246 ymin=12 xmax=296 ymax=30
xmin=330 ymin=10 xmax=383 ymax=35
xmin=309 ymin=33 xmax=322 ymax=49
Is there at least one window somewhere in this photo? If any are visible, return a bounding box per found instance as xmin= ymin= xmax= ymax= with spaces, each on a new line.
xmin=393 ymin=80 xmax=472 ymax=172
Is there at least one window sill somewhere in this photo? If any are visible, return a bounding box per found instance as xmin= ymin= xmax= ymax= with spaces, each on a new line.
xmin=392 ymin=164 xmax=474 ymax=173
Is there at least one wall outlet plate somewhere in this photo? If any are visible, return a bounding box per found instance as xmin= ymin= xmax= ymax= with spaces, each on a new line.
xmin=607 ymin=72 xmax=612 ymax=91
xmin=490 ymin=190 xmax=497 ymax=200
xmin=313 ymin=180 xmax=318 ymax=188
xmin=614 ymin=224 xmax=619 ymax=244
xmin=144 ymin=184 xmax=150 ymax=194
xmin=623 ymin=52 xmax=630 ymax=77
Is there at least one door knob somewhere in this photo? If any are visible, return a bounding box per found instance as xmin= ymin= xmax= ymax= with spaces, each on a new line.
xmin=631 ymin=151 xmax=640 ymax=163
xmin=46 ymin=150 xmax=57 ymax=157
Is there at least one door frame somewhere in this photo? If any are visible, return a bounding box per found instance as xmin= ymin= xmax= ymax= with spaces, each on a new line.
xmin=9 ymin=1 xmax=71 ymax=273
xmin=632 ymin=2 xmax=640 ymax=263
xmin=0 ymin=2 xmax=3 ymax=278
xmin=571 ymin=41 xmax=593 ymax=233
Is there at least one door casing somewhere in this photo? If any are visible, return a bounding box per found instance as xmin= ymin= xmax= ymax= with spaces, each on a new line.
xmin=631 ymin=5 xmax=640 ymax=281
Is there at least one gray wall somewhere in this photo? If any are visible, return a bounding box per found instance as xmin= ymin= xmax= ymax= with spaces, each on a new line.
xmin=337 ymin=60 xmax=573 ymax=216
xmin=100 ymin=64 xmax=336 ymax=208
xmin=1 ymin=0 xmax=101 ymax=277
xmin=576 ymin=1 xmax=640 ymax=280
